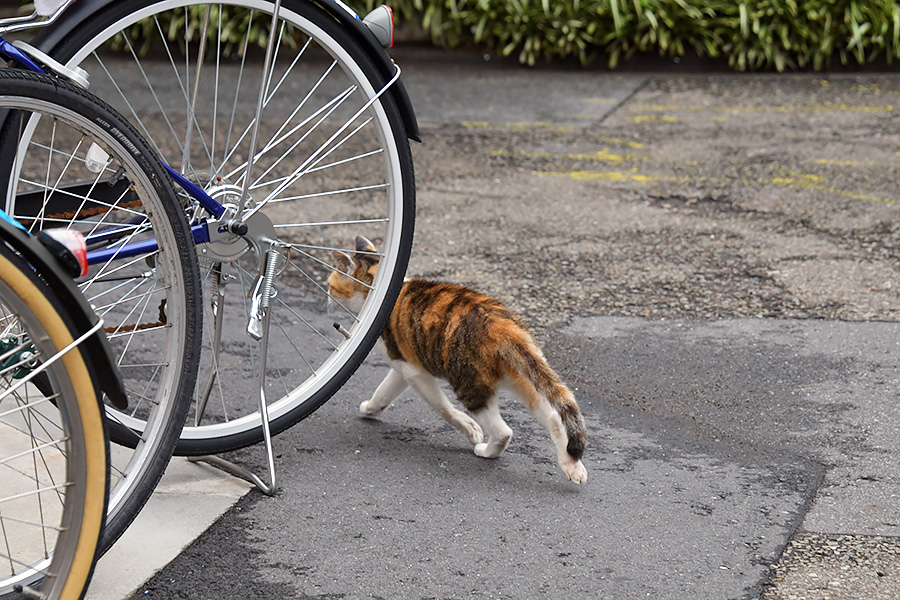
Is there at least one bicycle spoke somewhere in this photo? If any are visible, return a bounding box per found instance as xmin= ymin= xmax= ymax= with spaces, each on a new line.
xmin=267 ymin=36 xmax=311 ymax=107
xmin=302 ymin=148 xmax=384 ymax=176
xmin=181 ymin=5 xmax=212 ymax=175
xmin=220 ymin=63 xmax=347 ymax=183
xmin=96 ymin=39 xmax=182 ymax=172
xmin=20 ymin=400 xmax=66 ymax=513
xmin=220 ymin=7 xmax=255 ymax=181
xmin=212 ymin=6 xmax=222 ymax=178
xmin=273 ymin=217 xmax=389 ymax=229
xmin=87 ymin=278 xmax=165 ymax=314
xmin=0 ymin=434 xmax=65 ymax=471
xmin=28 ymin=126 xmax=84 ymax=234
xmin=153 ymin=16 xmax=214 ymax=179
xmin=110 ymin=282 xmax=158 ymax=366
xmin=263 ymin=181 xmax=389 ymax=202
xmin=274 ymin=293 xmax=337 ymax=350
xmin=79 ymin=230 xmax=156 ymax=294
xmin=283 ymin=256 xmax=358 ymax=321
xmin=0 ymin=513 xmax=64 ymax=532
xmin=266 ymin=309 xmax=313 ymax=392
xmin=231 ymin=79 xmax=354 ymax=185
xmin=248 ymin=88 xmax=364 ymax=188
xmin=37 ymin=118 xmax=58 ymax=231
xmin=0 ymin=484 xmax=69 ymax=507
xmin=260 ymin=114 xmax=374 ymax=206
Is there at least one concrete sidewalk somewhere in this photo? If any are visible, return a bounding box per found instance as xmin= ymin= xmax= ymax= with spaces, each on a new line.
xmin=86 ymin=459 xmax=251 ymax=600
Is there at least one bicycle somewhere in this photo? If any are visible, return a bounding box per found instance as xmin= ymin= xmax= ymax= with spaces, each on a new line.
xmin=0 ymin=69 xmax=136 ymax=597
xmin=0 ymin=61 xmax=203 ymax=589
xmin=1 ymin=0 xmax=415 ymax=502
xmin=2 ymin=1 xmax=418 ymax=460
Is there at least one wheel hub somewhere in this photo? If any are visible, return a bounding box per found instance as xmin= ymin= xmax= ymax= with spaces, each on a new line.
xmin=201 ymin=185 xmax=278 ymax=263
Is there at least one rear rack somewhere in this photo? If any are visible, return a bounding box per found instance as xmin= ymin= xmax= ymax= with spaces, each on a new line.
xmin=0 ymin=0 xmax=74 ymax=34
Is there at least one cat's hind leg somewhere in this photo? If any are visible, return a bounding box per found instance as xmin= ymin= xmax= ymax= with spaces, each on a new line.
xmin=471 ymin=401 xmax=513 ymax=459
xmin=508 ymin=376 xmax=587 ymax=484
xmin=360 ymin=367 xmax=408 ymax=417
xmin=398 ymin=363 xmax=484 ymax=446
xmin=531 ymin=398 xmax=587 ymax=484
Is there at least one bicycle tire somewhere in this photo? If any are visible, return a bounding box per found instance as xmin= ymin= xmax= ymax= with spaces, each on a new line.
xmin=43 ymin=0 xmax=415 ymax=455
xmin=0 ymin=242 xmax=109 ymax=600
xmin=0 ymin=69 xmax=201 ymax=548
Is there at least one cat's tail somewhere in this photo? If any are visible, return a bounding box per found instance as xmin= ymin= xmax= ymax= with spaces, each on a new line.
xmin=501 ymin=334 xmax=586 ymax=462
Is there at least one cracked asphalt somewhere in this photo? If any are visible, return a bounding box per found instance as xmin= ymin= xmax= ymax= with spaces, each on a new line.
xmin=132 ymin=48 xmax=900 ymax=599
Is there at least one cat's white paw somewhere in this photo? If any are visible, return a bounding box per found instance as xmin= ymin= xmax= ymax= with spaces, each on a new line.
xmin=359 ymin=400 xmax=386 ymax=417
xmin=562 ymin=460 xmax=587 ymax=484
xmin=474 ymin=443 xmax=493 ymax=458
xmin=463 ymin=418 xmax=484 ymax=445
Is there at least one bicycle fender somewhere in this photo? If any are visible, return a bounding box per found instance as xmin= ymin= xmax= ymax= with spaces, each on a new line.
xmin=0 ymin=217 xmax=129 ymax=409
xmin=29 ymin=0 xmax=422 ymax=142
xmin=310 ymin=0 xmax=421 ymax=142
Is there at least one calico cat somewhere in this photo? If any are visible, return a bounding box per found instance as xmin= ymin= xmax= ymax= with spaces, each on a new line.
xmin=328 ymin=236 xmax=587 ymax=484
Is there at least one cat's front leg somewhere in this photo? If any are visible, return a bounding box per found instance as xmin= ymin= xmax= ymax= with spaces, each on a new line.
xmin=360 ymin=367 xmax=408 ymax=417
xmin=471 ymin=401 xmax=513 ymax=458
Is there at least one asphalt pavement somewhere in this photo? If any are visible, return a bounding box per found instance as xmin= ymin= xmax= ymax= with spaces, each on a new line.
xmin=89 ymin=47 xmax=900 ymax=600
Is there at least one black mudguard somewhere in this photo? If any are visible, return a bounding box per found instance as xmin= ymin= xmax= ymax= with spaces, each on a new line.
xmin=0 ymin=217 xmax=129 ymax=409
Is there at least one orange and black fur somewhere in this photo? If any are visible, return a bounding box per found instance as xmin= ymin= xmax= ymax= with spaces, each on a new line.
xmin=329 ymin=236 xmax=587 ymax=484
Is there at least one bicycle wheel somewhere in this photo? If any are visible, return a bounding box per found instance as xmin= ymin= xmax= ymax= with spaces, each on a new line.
xmin=0 ymin=69 xmax=201 ymax=548
xmin=0 ymin=242 xmax=109 ymax=600
xmin=43 ymin=0 xmax=415 ymax=454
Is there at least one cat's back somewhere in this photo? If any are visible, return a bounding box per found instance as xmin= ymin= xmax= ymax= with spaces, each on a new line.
xmin=383 ymin=278 xmax=527 ymax=371
xmin=394 ymin=278 xmax=517 ymax=329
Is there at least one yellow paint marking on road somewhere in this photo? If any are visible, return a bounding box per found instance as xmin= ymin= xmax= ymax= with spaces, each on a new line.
xmin=534 ymin=170 xmax=717 ymax=184
xmin=774 ymin=170 xmax=826 ymax=182
xmin=461 ymin=121 xmax=576 ymax=132
xmin=492 ymin=148 xmax=642 ymax=164
xmin=633 ymin=105 xmax=705 ymax=112
xmin=816 ymin=158 xmax=900 ymax=168
xmin=534 ymin=169 xmax=898 ymax=204
xmin=596 ymin=136 xmax=644 ymax=149
xmin=765 ymin=176 xmax=898 ymax=204
xmin=535 ymin=170 xmax=661 ymax=183
xmin=631 ymin=115 xmax=678 ymax=123
xmin=847 ymin=84 xmax=900 ymax=97
xmin=807 ymin=103 xmax=895 ymax=113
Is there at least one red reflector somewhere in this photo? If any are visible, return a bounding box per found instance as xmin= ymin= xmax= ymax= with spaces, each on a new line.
xmin=40 ymin=229 xmax=88 ymax=278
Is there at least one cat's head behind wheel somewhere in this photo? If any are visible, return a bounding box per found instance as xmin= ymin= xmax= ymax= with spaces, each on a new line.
xmin=328 ymin=235 xmax=380 ymax=312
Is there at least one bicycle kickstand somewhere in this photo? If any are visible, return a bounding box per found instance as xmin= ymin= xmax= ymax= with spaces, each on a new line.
xmin=190 ymin=246 xmax=280 ymax=496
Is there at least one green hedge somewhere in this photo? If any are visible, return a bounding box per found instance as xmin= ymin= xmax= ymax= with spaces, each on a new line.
xmin=383 ymin=0 xmax=900 ymax=70
xmin=107 ymin=1 xmax=900 ymax=71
